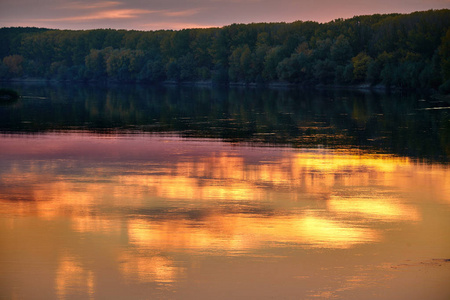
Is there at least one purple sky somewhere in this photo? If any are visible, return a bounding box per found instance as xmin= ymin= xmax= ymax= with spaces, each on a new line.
xmin=1 ymin=0 xmax=449 ymax=30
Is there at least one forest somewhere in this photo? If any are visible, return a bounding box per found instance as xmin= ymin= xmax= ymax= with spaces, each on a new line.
xmin=1 ymin=9 xmax=450 ymax=92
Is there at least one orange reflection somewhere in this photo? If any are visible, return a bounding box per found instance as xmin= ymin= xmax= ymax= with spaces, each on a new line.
xmin=290 ymin=152 xmax=411 ymax=173
xmin=328 ymin=196 xmax=421 ymax=221
xmin=56 ymin=255 xmax=95 ymax=299
xmin=2 ymin=135 xmax=450 ymax=300
xmin=111 ymin=151 xmax=428 ymax=205
xmin=72 ymin=216 xmax=122 ymax=234
xmin=295 ymin=214 xmax=380 ymax=248
xmin=1 ymin=148 xmax=444 ymax=209
xmin=119 ymin=173 xmax=263 ymax=201
xmin=127 ymin=212 xmax=380 ymax=251
xmin=120 ymin=252 xmax=183 ymax=283
xmin=0 ymin=135 xmax=447 ymax=255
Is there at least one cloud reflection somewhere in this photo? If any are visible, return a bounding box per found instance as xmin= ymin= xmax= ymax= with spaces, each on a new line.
xmin=328 ymin=195 xmax=421 ymax=221
xmin=56 ymin=255 xmax=95 ymax=299
xmin=128 ymin=212 xmax=380 ymax=252
xmin=1 ymin=134 xmax=446 ymax=297
xmin=120 ymin=252 xmax=183 ymax=284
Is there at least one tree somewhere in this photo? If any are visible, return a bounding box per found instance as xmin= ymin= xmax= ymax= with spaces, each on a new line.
xmin=440 ymin=28 xmax=450 ymax=81
xmin=330 ymin=35 xmax=353 ymax=64
xmin=0 ymin=9 xmax=449 ymax=89
xmin=228 ymin=44 xmax=251 ymax=82
xmin=138 ymin=59 xmax=165 ymax=83
xmin=313 ymin=59 xmax=336 ymax=84
xmin=352 ymin=52 xmax=372 ymax=82
xmin=3 ymin=55 xmax=24 ymax=76
xmin=85 ymin=48 xmax=111 ymax=79
xmin=263 ymin=46 xmax=285 ymax=80
xmin=277 ymin=53 xmax=311 ymax=83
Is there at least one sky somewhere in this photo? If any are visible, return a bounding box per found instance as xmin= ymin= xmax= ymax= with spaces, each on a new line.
xmin=0 ymin=0 xmax=449 ymax=31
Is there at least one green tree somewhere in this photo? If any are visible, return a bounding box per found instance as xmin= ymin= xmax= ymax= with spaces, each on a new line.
xmin=313 ymin=59 xmax=336 ymax=84
xmin=228 ymin=44 xmax=251 ymax=82
xmin=138 ymin=59 xmax=165 ymax=83
xmin=85 ymin=47 xmax=112 ymax=79
xmin=352 ymin=52 xmax=372 ymax=82
xmin=330 ymin=34 xmax=353 ymax=64
xmin=3 ymin=55 xmax=24 ymax=76
xmin=263 ymin=46 xmax=285 ymax=80
xmin=440 ymin=28 xmax=450 ymax=81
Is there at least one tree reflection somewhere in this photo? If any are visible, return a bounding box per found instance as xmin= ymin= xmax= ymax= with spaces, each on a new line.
xmin=0 ymin=84 xmax=448 ymax=161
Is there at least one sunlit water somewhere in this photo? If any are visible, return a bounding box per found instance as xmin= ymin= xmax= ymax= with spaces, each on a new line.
xmin=1 ymin=84 xmax=450 ymax=299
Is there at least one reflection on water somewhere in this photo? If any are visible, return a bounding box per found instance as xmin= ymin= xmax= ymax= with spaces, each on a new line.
xmin=1 ymin=83 xmax=449 ymax=161
xmin=1 ymin=133 xmax=450 ymax=299
xmin=328 ymin=195 xmax=421 ymax=221
xmin=127 ymin=213 xmax=379 ymax=252
xmin=56 ymin=255 xmax=95 ymax=300
xmin=120 ymin=252 xmax=183 ymax=284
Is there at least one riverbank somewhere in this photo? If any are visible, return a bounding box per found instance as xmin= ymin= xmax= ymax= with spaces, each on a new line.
xmin=2 ymin=77 xmax=443 ymax=96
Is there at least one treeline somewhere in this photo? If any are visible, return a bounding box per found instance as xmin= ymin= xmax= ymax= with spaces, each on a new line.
xmin=1 ymin=9 xmax=450 ymax=92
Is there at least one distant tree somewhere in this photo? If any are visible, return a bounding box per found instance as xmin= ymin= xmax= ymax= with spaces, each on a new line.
xmin=228 ymin=44 xmax=251 ymax=82
xmin=166 ymin=58 xmax=180 ymax=81
xmin=313 ymin=59 xmax=336 ymax=84
xmin=138 ymin=59 xmax=165 ymax=83
xmin=440 ymin=29 xmax=450 ymax=81
xmin=178 ymin=53 xmax=197 ymax=81
xmin=366 ymin=59 xmax=382 ymax=84
xmin=277 ymin=53 xmax=311 ymax=83
xmin=352 ymin=52 xmax=372 ymax=82
xmin=0 ymin=61 xmax=8 ymax=78
xmin=3 ymin=55 xmax=24 ymax=76
xmin=263 ymin=46 xmax=285 ymax=80
xmin=330 ymin=35 xmax=353 ymax=64
xmin=85 ymin=48 xmax=111 ymax=79
xmin=0 ymin=9 xmax=449 ymax=90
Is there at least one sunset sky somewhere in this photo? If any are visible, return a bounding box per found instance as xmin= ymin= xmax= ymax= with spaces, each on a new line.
xmin=0 ymin=0 xmax=449 ymax=30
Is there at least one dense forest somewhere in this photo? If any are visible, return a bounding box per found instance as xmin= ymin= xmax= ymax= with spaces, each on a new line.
xmin=1 ymin=9 xmax=450 ymax=92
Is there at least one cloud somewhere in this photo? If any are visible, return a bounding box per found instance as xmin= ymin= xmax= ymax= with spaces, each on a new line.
xmin=162 ymin=8 xmax=203 ymax=17
xmin=32 ymin=2 xmax=203 ymax=24
xmin=34 ymin=9 xmax=156 ymax=22
xmin=139 ymin=22 xmax=219 ymax=31
xmin=59 ymin=1 xmax=122 ymax=10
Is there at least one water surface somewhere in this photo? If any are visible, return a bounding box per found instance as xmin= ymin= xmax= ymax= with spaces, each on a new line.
xmin=0 ymin=84 xmax=449 ymax=299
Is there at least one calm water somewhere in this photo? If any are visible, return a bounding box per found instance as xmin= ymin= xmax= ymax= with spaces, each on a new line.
xmin=1 ymin=83 xmax=450 ymax=299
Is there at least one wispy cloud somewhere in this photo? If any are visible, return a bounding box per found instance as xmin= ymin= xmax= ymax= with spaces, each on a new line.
xmin=59 ymin=1 xmax=123 ymax=10
xmin=34 ymin=2 xmax=203 ymax=23
xmin=140 ymin=22 xmax=219 ymax=30
xmin=162 ymin=8 xmax=203 ymax=17
xmin=34 ymin=9 xmax=155 ymax=22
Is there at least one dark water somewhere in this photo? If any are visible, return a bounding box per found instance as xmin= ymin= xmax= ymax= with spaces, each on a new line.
xmin=1 ymin=83 xmax=449 ymax=161
xmin=1 ymin=83 xmax=450 ymax=299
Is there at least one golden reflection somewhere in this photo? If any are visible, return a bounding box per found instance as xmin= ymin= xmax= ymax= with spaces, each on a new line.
xmin=119 ymin=174 xmax=263 ymax=201
xmin=1 ymin=150 xmax=442 ymax=210
xmin=328 ymin=196 xmax=421 ymax=221
xmin=2 ymin=135 xmax=450 ymax=300
xmin=127 ymin=212 xmax=380 ymax=251
xmin=293 ymin=214 xmax=380 ymax=249
xmin=1 ymin=136 xmax=448 ymax=256
xmin=120 ymin=252 xmax=183 ymax=283
xmin=55 ymin=254 xmax=95 ymax=299
xmin=112 ymin=151 xmax=424 ymax=203
xmin=72 ymin=216 xmax=122 ymax=233
xmin=291 ymin=152 xmax=411 ymax=173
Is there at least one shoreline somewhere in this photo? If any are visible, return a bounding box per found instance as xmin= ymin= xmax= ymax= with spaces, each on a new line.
xmin=1 ymin=77 xmax=444 ymax=96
